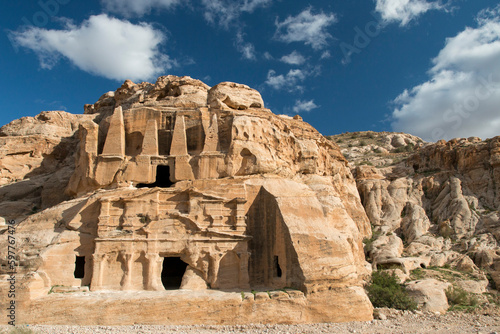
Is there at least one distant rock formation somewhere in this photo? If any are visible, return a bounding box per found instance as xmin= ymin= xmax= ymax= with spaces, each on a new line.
xmin=332 ymin=131 xmax=500 ymax=304
xmin=0 ymin=76 xmax=372 ymax=325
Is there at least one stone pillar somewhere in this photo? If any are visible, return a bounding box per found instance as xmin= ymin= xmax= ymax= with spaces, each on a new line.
xmin=90 ymin=253 xmax=108 ymax=291
xmin=202 ymin=113 xmax=219 ymax=153
xmin=142 ymin=119 xmax=158 ymax=156
xmin=102 ymin=106 xmax=125 ymax=157
xmin=97 ymin=200 xmax=111 ymax=237
xmin=169 ymin=115 xmax=194 ymax=181
xmin=234 ymin=198 xmax=247 ymax=233
xmin=119 ymin=252 xmax=134 ymax=290
xmin=145 ymin=253 xmax=163 ymax=291
xmin=208 ymin=253 xmax=223 ymax=289
xmin=198 ymin=113 xmax=221 ymax=179
xmin=170 ymin=115 xmax=188 ymax=156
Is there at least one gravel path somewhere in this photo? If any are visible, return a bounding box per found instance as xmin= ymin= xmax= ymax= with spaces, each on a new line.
xmin=2 ymin=311 xmax=500 ymax=334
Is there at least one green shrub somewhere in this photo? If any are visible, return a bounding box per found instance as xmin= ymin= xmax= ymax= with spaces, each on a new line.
xmin=445 ymin=286 xmax=478 ymax=311
xmin=393 ymin=143 xmax=416 ymax=154
xmin=363 ymin=228 xmax=382 ymax=256
xmin=410 ymin=268 xmax=425 ymax=280
xmin=366 ymin=271 xmax=417 ymax=310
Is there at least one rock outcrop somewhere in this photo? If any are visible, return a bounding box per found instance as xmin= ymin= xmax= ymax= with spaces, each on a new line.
xmin=331 ymin=131 xmax=500 ymax=305
xmin=406 ymin=279 xmax=451 ymax=314
xmin=0 ymin=76 xmax=372 ymax=325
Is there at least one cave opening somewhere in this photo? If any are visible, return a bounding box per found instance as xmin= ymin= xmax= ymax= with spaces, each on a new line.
xmin=137 ymin=165 xmax=174 ymax=188
xmin=161 ymin=257 xmax=188 ymax=289
xmin=274 ymin=256 xmax=282 ymax=278
xmin=74 ymin=256 xmax=85 ymax=279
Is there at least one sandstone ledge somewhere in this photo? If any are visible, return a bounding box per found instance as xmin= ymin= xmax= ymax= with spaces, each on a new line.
xmin=18 ymin=288 xmax=371 ymax=325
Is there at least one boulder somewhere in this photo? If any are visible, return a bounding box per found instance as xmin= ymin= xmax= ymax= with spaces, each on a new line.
xmin=208 ymin=82 xmax=264 ymax=110
xmin=406 ymin=279 xmax=451 ymax=314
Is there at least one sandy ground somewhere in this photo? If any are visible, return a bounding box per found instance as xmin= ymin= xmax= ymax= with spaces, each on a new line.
xmin=2 ymin=310 xmax=500 ymax=334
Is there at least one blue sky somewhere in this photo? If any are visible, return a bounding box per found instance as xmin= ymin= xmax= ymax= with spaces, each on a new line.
xmin=1 ymin=0 xmax=499 ymax=141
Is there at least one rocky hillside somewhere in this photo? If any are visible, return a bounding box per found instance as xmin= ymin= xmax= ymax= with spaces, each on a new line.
xmin=329 ymin=131 xmax=500 ymax=313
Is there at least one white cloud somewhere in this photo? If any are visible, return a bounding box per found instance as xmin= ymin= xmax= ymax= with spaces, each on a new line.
xmin=263 ymin=51 xmax=274 ymax=60
xmin=9 ymin=14 xmax=172 ymax=82
xmin=293 ymin=99 xmax=319 ymax=113
xmin=236 ymin=32 xmax=256 ymax=60
xmin=239 ymin=43 xmax=256 ymax=60
xmin=101 ymin=0 xmax=180 ymax=17
xmin=280 ymin=50 xmax=306 ymax=65
xmin=392 ymin=6 xmax=500 ymax=141
xmin=274 ymin=7 xmax=337 ymax=50
xmin=201 ymin=0 xmax=271 ymax=60
xmin=201 ymin=0 xmax=272 ymax=29
xmin=375 ymin=0 xmax=445 ymax=26
xmin=320 ymin=50 xmax=331 ymax=59
xmin=265 ymin=69 xmax=308 ymax=92
xmin=241 ymin=0 xmax=272 ymax=12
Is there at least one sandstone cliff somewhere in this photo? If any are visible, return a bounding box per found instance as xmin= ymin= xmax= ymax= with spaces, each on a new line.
xmin=0 ymin=76 xmax=372 ymax=325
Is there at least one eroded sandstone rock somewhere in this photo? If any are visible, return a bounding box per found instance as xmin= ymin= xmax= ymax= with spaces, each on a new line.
xmin=0 ymin=76 xmax=372 ymax=325
xmin=406 ymin=279 xmax=451 ymax=314
xmin=338 ymin=132 xmax=500 ymax=291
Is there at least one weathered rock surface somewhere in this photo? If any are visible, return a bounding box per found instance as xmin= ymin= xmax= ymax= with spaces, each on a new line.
xmin=0 ymin=76 xmax=372 ymax=325
xmin=406 ymin=279 xmax=451 ymax=314
xmin=0 ymin=111 xmax=96 ymax=222
xmin=208 ymin=82 xmax=265 ymax=110
xmin=332 ymin=131 xmax=500 ymax=311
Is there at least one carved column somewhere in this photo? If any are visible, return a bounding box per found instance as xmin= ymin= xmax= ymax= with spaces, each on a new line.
xmin=90 ymin=253 xmax=108 ymax=291
xmin=145 ymin=253 xmax=163 ymax=290
xmin=119 ymin=252 xmax=134 ymax=290
xmin=208 ymin=252 xmax=223 ymax=289
xmin=97 ymin=200 xmax=111 ymax=237
xmin=233 ymin=198 xmax=247 ymax=234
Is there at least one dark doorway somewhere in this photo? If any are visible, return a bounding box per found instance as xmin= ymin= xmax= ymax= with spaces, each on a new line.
xmin=137 ymin=165 xmax=174 ymax=188
xmin=74 ymin=256 xmax=85 ymax=279
xmin=161 ymin=257 xmax=188 ymax=289
xmin=274 ymin=256 xmax=282 ymax=278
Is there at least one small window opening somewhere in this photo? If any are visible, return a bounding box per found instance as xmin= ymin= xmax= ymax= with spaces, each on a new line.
xmin=274 ymin=256 xmax=282 ymax=278
xmin=137 ymin=165 xmax=174 ymax=188
xmin=161 ymin=257 xmax=188 ymax=289
xmin=74 ymin=256 xmax=85 ymax=279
